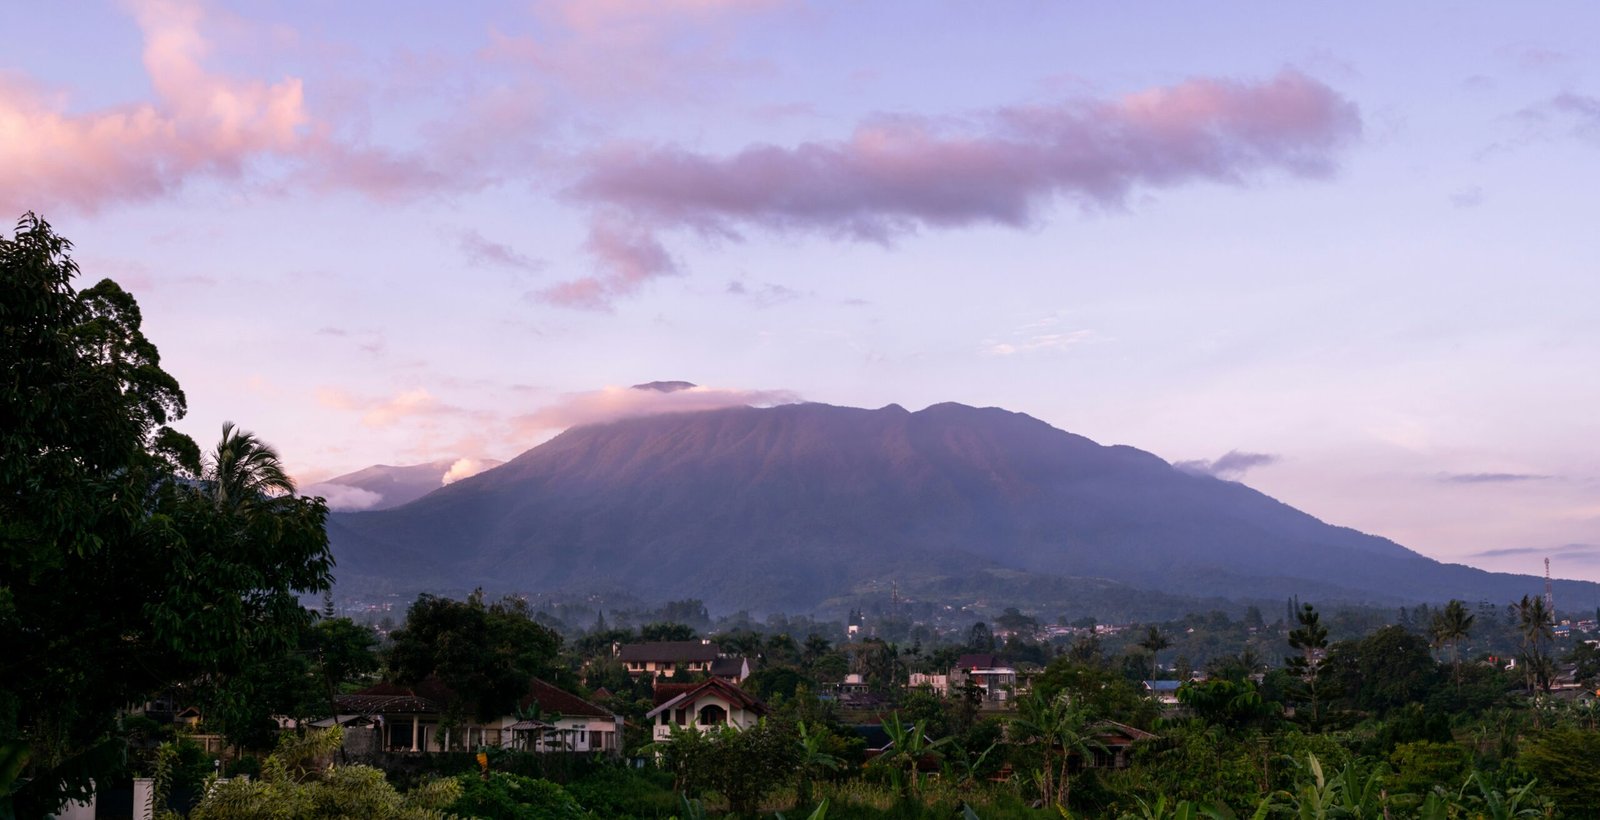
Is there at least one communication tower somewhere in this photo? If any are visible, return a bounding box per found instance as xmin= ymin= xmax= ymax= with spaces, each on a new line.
xmin=1545 ymin=557 xmax=1554 ymax=615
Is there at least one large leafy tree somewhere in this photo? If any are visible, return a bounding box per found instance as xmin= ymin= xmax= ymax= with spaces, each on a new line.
xmin=387 ymin=592 xmax=562 ymax=724
xmin=0 ymin=214 xmax=334 ymax=818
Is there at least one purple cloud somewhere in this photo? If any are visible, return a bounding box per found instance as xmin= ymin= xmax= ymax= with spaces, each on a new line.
xmin=547 ymin=69 xmax=1360 ymax=306
xmin=1440 ymin=472 xmax=1553 ymax=484
xmin=1176 ymin=450 xmax=1281 ymax=480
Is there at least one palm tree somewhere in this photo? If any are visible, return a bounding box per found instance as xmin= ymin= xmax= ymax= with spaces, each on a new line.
xmin=1512 ymin=595 xmax=1554 ymax=694
xmin=204 ymin=421 xmax=295 ymax=508
xmin=1429 ymin=599 xmax=1475 ymax=684
xmin=1138 ymin=626 xmax=1172 ymax=681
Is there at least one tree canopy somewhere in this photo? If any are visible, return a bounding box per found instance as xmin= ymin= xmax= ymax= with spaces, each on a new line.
xmin=387 ymin=591 xmax=563 ymax=723
xmin=0 ymin=214 xmax=334 ymax=818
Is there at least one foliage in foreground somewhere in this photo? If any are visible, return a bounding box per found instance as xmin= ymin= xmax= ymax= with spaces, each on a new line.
xmin=186 ymin=728 xmax=460 ymax=820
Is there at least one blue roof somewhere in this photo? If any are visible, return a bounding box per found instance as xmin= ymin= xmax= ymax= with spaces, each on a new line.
xmin=1144 ymin=680 xmax=1183 ymax=692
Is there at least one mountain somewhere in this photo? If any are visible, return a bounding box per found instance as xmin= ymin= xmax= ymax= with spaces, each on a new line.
xmin=326 ymin=402 xmax=1596 ymax=613
xmin=306 ymin=458 xmax=503 ymax=511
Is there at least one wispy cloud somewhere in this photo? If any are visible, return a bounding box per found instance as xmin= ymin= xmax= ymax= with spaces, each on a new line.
xmin=726 ymin=279 xmax=804 ymax=307
xmin=1439 ymin=472 xmax=1553 ymax=484
xmin=317 ymin=387 xmax=468 ymax=428
xmin=1470 ymin=543 xmax=1600 ymax=565
xmin=1176 ymin=450 xmax=1281 ymax=480
xmin=460 ymin=229 xmax=544 ymax=272
xmin=1514 ymin=92 xmax=1600 ymax=144
xmin=982 ymin=330 xmax=1095 ymax=357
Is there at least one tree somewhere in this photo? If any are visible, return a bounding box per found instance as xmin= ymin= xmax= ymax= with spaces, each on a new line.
xmin=1 ymin=214 xmax=334 ymax=818
xmin=640 ymin=621 xmax=697 ymax=642
xmin=656 ymin=721 xmax=801 ymax=815
xmin=1429 ymin=599 xmax=1475 ymax=685
xmin=1512 ymin=595 xmax=1554 ymax=694
xmin=387 ymin=592 xmax=562 ymax=724
xmin=967 ymin=622 xmax=996 ymax=653
xmin=1010 ymin=690 xmax=1104 ymax=810
xmin=1286 ymin=603 xmax=1330 ymax=726
xmin=793 ymin=721 xmax=841 ymax=807
xmin=874 ymin=713 xmax=947 ymax=800
xmin=1138 ymin=626 xmax=1172 ymax=680
xmin=311 ymin=617 xmax=380 ymax=717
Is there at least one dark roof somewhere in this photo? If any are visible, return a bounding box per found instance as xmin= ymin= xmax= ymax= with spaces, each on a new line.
xmin=645 ymin=678 xmax=768 ymax=719
xmin=618 ymin=640 xmax=721 ymax=663
xmin=334 ymin=679 xmax=453 ymax=714
xmin=955 ymin=653 xmax=1006 ymax=670
xmin=1094 ymin=721 xmax=1159 ymax=745
xmin=1143 ymin=680 xmax=1183 ymax=692
xmin=652 ymin=682 xmax=701 ymax=707
xmin=336 ymin=677 xmax=615 ymax=720
xmin=520 ymin=679 xmax=615 ymax=719
xmin=710 ymin=657 xmax=749 ymax=678
xmin=852 ymin=724 xmax=891 ymax=750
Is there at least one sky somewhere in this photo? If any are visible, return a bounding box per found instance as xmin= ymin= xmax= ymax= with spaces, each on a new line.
xmin=5 ymin=1 xmax=1598 ymax=580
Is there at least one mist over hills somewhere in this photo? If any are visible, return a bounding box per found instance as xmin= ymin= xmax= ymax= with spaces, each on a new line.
xmin=306 ymin=458 xmax=504 ymax=511
xmin=325 ymin=402 xmax=1595 ymax=615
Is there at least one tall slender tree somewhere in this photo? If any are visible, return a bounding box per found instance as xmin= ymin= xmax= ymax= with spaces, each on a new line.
xmin=1513 ymin=595 xmax=1555 ymax=694
xmin=1137 ymin=626 xmax=1172 ymax=681
xmin=1429 ymin=599 xmax=1475 ymax=684
xmin=1287 ymin=603 xmax=1330 ymax=726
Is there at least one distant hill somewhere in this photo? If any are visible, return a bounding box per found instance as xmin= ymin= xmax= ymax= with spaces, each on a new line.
xmin=306 ymin=458 xmax=503 ymax=511
xmin=326 ymin=402 xmax=1597 ymax=614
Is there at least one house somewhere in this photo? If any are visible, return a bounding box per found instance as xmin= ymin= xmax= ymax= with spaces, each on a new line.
xmin=646 ymin=678 xmax=769 ymax=742
xmin=1089 ymin=721 xmax=1159 ymax=769
xmin=908 ymin=673 xmax=949 ymax=695
xmin=1142 ymin=680 xmax=1183 ymax=706
xmin=950 ymin=653 xmax=1018 ymax=702
xmin=332 ymin=676 xmax=623 ymax=756
xmin=616 ymin=640 xmax=752 ymax=682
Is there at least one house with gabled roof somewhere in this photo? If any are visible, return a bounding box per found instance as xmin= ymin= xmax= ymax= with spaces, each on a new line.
xmin=615 ymin=639 xmax=752 ymax=682
xmin=645 ymin=678 xmax=768 ymax=742
xmin=332 ymin=676 xmax=623 ymax=756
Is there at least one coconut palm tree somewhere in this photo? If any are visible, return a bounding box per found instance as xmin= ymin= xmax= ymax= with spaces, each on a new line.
xmin=1429 ymin=599 xmax=1475 ymax=684
xmin=1138 ymin=626 xmax=1172 ymax=681
xmin=1512 ymin=595 xmax=1555 ymax=695
xmin=204 ymin=421 xmax=295 ymax=508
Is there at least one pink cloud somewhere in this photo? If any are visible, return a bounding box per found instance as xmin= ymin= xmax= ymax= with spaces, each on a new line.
xmin=317 ymin=387 xmax=465 ymax=428
xmin=539 ymin=215 xmax=678 ymax=309
xmin=512 ymin=383 xmax=801 ymax=433
xmin=0 ymin=0 xmax=308 ymax=216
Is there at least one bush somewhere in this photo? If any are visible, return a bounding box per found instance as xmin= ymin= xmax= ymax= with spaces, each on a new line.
xmin=562 ymin=765 xmax=678 ymax=819
xmin=449 ymin=772 xmax=591 ymax=819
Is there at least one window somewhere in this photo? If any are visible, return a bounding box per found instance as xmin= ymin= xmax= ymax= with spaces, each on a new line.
xmin=697 ymin=704 xmax=728 ymax=726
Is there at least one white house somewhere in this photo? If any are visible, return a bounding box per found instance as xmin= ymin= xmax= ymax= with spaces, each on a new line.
xmin=645 ymin=678 xmax=769 ymax=743
xmin=332 ymin=676 xmax=623 ymax=756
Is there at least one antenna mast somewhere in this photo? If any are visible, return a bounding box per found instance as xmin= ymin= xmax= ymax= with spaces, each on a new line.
xmin=1545 ymin=557 xmax=1554 ymax=615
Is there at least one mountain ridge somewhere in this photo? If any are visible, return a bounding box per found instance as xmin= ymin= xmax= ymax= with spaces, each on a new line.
xmin=326 ymin=401 xmax=1595 ymax=614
